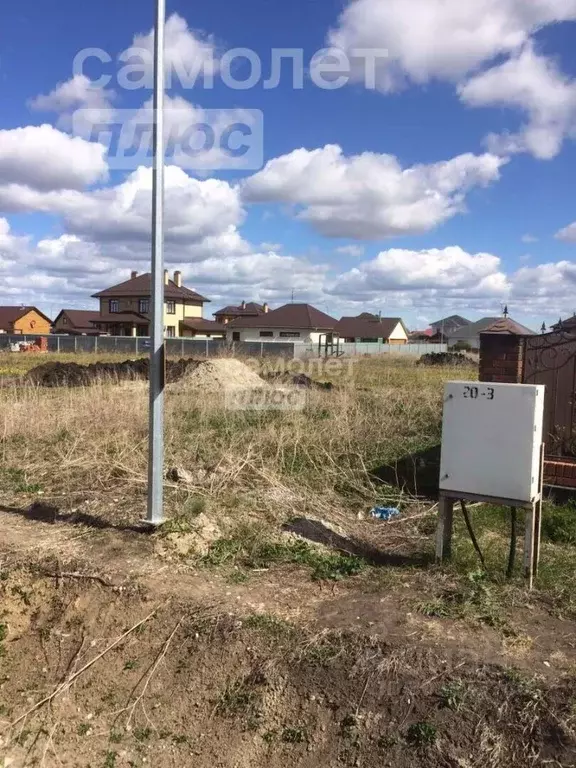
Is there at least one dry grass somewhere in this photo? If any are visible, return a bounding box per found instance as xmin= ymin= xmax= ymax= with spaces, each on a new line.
xmin=0 ymin=354 xmax=473 ymax=529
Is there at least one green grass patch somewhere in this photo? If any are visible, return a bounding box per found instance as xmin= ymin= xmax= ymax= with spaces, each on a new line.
xmin=0 ymin=467 xmax=42 ymax=494
xmin=406 ymin=722 xmax=437 ymax=747
xmin=417 ymin=570 xmax=510 ymax=630
xmin=201 ymin=524 xmax=367 ymax=581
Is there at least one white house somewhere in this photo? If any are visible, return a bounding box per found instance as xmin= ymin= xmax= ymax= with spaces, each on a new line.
xmin=226 ymin=303 xmax=338 ymax=345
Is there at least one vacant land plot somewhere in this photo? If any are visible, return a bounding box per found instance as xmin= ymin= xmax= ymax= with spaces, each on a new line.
xmin=0 ymin=352 xmax=575 ymax=767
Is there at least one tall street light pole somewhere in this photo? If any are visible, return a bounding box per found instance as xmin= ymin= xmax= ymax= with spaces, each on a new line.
xmin=147 ymin=0 xmax=166 ymax=525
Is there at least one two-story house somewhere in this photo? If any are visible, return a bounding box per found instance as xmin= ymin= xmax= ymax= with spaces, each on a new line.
xmin=213 ymin=301 xmax=269 ymax=324
xmin=91 ymin=270 xmax=210 ymax=337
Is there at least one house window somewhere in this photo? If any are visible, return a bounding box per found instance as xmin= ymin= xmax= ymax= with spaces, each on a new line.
xmin=166 ymin=326 xmax=176 ymax=338
xmin=139 ymin=299 xmax=150 ymax=313
xmin=62 ymin=316 xmax=68 ymax=325
xmin=280 ymin=331 xmax=300 ymax=338
xmin=232 ymin=331 xmax=240 ymax=342
xmin=360 ymin=338 xmax=379 ymax=343
xmin=109 ymin=300 xmax=120 ymax=313
xmin=166 ymin=300 xmax=176 ymax=314
xmin=259 ymin=331 xmax=274 ymax=338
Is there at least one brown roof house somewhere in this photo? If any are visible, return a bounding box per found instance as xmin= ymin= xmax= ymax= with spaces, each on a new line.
xmin=179 ymin=317 xmax=227 ymax=339
xmin=227 ymin=303 xmax=338 ymax=344
xmin=336 ymin=314 xmax=409 ymax=344
xmin=213 ymin=301 xmax=270 ymax=324
xmin=0 ymin=306 xmax=52 ymax=336
xmin=91 ymin=270 xmax=210 ymax=337
xmin=53 ymin=310 xmax=102 ymax=336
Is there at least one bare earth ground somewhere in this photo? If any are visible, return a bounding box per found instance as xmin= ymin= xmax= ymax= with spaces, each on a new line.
xmin=0 ymin=354 xmax=575 ymax=767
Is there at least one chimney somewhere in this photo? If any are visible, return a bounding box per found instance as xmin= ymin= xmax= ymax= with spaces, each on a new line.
xmin=174 ymin=270 xmax=182 ymax=288
xmin=164 ymin=269 xmax=169 ymax=286
xmin=263 ymin=303 xmax=269 ymax=313
xmin=131 ymin=270 xmax=138 ymax=280
xmin=241 ymin=300 xmax=246 ymax=310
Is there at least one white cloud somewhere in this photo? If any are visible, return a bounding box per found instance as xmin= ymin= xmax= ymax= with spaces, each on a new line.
xmin=555 ymin=221 xmax=576 ymax=242
xmin=128 ymin=12 xmax=219 ymax=88
xmin=0 ymin=165 xmax=245 ymax=258
xmin=0 ymin=124 xmax=108 ymax=191
xmin=130 ymin=95 xmax=258 ymax=172
xmin=243 ymin=145 xmax=505 ymax=239
xmin=329 ymin=0 xmax=576 ymax=90
xmin=522 ymin=233 xmax=539 ymax=243
xmin=0 ymin=218 xmax=328 ymax=312
xmin=510 ymin=261 xmax=576 ymax=318
xmin=335 ymin=244 xmax=365 ymax=257
xmin=0 ymin=218 xmax=30 ymax=266
xmin=30 ymin=74 xmax=115 ymax=130
xmin=459 ymin=45 xmax=576 ymax=159
xmin=58 ymin=166 xmax=244 ymax=245
xmin=329 ymin=246 xmax=510 ymax=300
xmin=181 ymin=252 xmax=329 ymax=305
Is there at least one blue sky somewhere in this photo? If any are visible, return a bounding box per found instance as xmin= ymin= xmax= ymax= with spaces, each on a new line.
xmin=1 ymin=0 xmax=576 ymax=328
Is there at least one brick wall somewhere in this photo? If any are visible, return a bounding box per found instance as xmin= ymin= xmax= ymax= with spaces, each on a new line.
xmin=479 ymin=333 xmax=524 ymax=384
xmin=544 ymin=460 xmax=576 ymax=488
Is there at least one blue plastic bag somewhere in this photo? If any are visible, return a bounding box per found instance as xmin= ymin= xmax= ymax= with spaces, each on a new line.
xmin=370 ymin=506 xmax=401 ymax=521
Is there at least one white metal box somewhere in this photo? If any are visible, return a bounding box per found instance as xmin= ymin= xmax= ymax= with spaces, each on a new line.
xmin=439 ymin=381 xmax=545 ymax=503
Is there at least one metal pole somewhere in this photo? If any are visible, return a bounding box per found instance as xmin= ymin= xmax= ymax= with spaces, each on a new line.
xmin=147 ymin=0 xmax=166 ymax=525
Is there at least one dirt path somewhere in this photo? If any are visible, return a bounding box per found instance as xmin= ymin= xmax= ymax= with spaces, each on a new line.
xmin=1 ymin=508 xmax=575 ymax=678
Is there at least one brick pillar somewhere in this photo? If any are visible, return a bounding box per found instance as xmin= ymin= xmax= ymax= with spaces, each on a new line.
xmin=479 ymin=333 xmax=525 ymax=383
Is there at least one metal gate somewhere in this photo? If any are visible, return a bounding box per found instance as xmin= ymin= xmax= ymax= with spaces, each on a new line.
xmin=523 ymin=329 xmax=576 ymax=458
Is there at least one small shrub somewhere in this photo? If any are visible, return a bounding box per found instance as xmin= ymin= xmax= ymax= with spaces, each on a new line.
xmin=282 ymin=726 xmax=308 ymax=744
xmin=439 ymin=680 xmax=466 ymax=711
xmin=542 ymin=504 xmax=576 ymax=545
xmin=407 ymin=722 xmax=437 ymax=747
xmin=133 ymin=727 xmax=152 ymax=742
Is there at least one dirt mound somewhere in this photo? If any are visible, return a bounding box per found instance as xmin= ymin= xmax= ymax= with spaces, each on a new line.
xmin=418 ymin=352 xmax=477 ymax=367
xmin=182 ymin=358 xmax=268 ymax=391
xmin=26 ymin=358 xmax=200 ymax=387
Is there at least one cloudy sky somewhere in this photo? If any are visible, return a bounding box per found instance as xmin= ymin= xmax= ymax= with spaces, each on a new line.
xmin=1 ymin=0 xmax=576 ymax=328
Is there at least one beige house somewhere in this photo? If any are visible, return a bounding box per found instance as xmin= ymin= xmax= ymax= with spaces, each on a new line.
xmin=0 ymin=306 xmax=52 ymax=336
xmin=91 ymin=270 xmax=210 ymax=337
xmin=335 ymin=315 xmax=409 ymax=344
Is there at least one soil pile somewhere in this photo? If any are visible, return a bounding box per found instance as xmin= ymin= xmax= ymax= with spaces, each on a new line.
xmin=418 ymin=352 xmax=477 ymax=367
xmin=182 ymin=358 xmax=268 ymax=391
xmin=27 ymin=358 xmax=200 ymax=387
